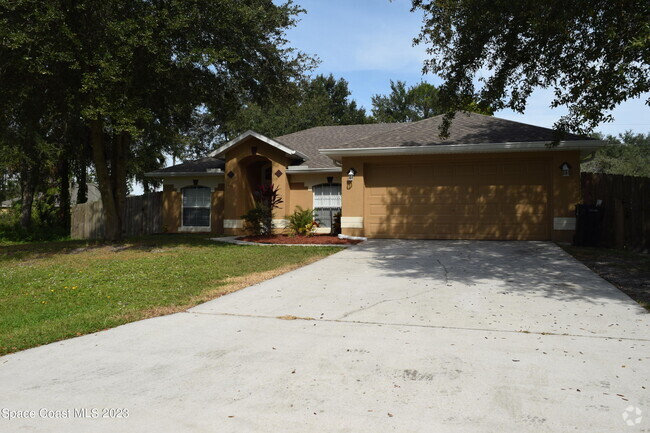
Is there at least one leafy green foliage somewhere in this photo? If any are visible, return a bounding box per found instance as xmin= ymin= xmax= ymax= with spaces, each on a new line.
xmin=241 ymin=204 xmax=269 ymax=236
xmin=288 ymin=206 xmax=318 ymax=236
xmin=582 ymin=131 xmax=650 ymax=177
xmin=219 ymin=74 xmax=371 ymax=139
xmin=0 ymin=0 xmax=311 ymax=240
xmin=371 ymin=80 xmax=492 ymax=123
xmin=372 ymin=81 xmax=438 ymax=123
xmin=241 ymin=184 xmax=284 ymax=235
xmin=0 ymin=171 xmax=19 ymax=203
xmin=412 ymin=0 xmax=650 ymax=136
xmin=332 ymin=211 xmax=342 ymax=236
xmin=0 ymin=235 xmax=340 ymax=354
xmin=255 ymin=184 xmax=283 ymax=234
xmin=0 ymin=205 xmax=69 ymax=244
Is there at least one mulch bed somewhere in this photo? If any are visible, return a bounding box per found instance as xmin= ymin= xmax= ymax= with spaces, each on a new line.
xmin=237 ymin=234 xmax=362 ymax=245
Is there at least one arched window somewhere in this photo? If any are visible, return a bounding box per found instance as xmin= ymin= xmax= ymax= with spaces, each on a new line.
xmin=313 ymin=183 xmax=341 ymax=228
xmin=182 ymin=186 xmax=211 ymax=227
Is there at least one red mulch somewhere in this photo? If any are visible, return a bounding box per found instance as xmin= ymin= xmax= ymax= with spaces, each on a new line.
xmin=237 ymin=234 xmax=361 ymax=245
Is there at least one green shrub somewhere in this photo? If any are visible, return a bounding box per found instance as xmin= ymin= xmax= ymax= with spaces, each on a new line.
xmin=253 ymin=184 xmax=283 ymax=234
xmin=0 ymin=203 xmax=68 ymax=244
xmin=288 ymin=206 xmax=318 ymax=236
xmin=241 ymin=204 xmax=270 ymax=236
xmin=332 ymin=211 xmax=342 ymax=235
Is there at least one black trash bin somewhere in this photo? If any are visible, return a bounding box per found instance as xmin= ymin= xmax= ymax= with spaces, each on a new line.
xmin=573 ymin=204 xmax=604 ymax=246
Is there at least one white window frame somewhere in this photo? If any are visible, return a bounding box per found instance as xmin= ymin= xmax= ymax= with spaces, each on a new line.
xmin=181 ymin=186 xmax=211 ymax=230
xmin=313 ymin=183 xmax=342 ymax=228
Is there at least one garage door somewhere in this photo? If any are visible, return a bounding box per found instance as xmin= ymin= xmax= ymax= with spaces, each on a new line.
xmin=364 ymin=159 xmax=550 ymax=240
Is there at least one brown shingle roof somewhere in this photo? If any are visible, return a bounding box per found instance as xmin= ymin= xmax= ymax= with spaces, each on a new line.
xmin=274 ymin=123 xmax=403 ymax=168
xmin=334 ymin=112 xmax=592 ymax=150
xmin=273 ymin=113 xmax=592 ymax=168
xmin=149 ymin=157 xmax=225 ymax=174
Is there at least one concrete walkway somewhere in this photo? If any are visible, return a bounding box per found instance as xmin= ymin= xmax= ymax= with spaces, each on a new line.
xmin=1 ymin=240 xmax=648 ymax=432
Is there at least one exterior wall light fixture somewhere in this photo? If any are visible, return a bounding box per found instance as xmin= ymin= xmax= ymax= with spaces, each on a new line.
xmin=347 ymin=168 xmax=357 ymax=182
xmin=560 ymin=162 xmax=571 ymax=177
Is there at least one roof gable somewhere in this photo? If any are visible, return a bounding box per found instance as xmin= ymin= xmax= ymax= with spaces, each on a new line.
xmin=209 ymin=130 xmax=308 ymax=161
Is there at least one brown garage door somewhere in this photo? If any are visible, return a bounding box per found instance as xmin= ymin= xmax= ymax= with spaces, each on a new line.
xmin=364 ymin=158 xmax=551 ymax=240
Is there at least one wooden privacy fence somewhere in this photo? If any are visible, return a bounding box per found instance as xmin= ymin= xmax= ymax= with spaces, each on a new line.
xmin=71 ymin=192 xmax=162 ymax=240
xmin=581 ymin=173 xmax=650 ymax=251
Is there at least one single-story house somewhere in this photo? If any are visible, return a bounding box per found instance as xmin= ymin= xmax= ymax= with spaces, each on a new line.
xmin=145 ymin=112 xmax=604 ymax=241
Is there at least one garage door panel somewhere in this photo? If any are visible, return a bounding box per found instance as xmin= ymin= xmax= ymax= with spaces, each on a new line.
xmin=369 ymin=203 xmax=459 ymax=218
xmin=368 ymin=221 xmax=546 ymax=240
xmin=368 ymin=186 xmax=477 ymax=205
xmin=363 ymin=160 xmax=550 ymax=240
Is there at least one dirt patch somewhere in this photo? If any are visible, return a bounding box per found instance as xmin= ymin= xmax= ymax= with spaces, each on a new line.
xmin=238 ymin=234 xmax=361 ymax=245
xmin=561 ymin=245 xmax=650 ymax=311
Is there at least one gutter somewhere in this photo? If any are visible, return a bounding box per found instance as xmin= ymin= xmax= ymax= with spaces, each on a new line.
xmin=144 ymin=170 xmax=224 ymax=178
xmin=286 ymin=167 xmax=342 ymax=174
xmin=319 ymin=140 xmax=607 ymax=161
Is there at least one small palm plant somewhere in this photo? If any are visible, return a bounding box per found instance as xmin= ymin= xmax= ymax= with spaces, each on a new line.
xmin=288 ymin=206 xmax=319 ymax=236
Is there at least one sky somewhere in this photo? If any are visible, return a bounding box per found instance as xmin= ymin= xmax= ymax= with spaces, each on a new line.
xmin=284 ymin=0 xmax=650 ymax=136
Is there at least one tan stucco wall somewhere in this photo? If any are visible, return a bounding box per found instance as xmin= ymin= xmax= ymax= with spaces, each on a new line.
xmin=162 ymin=184 xmax=181 ymax=234
xmin=161 ymin=177 xmax=224 ymax=234
xmin=223 ymin=137 xmax=293 ymax=235
xmin=340 ymin=151 xmax=581 ymax=241
xmin=288 ymin=173 xmax=341 ymax=212
xmin=159 ymin=145 xmax=580 ymax=241
xmin=551 ymin=151 xmax=581 ymax=242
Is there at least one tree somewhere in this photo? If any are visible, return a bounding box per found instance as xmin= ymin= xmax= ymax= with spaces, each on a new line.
xmin=221 ymin=74 xmax=371 ymax=140
xmin=371 ymin=80 xmax=492 ymax=123
xmin=411 ymin=0 xmax=650 ymax=136
xmin=1 ymin=0 xmax=310 ymax=241
xmin=0 ymin=0 xmax=73 ymax=229
xmin=371 ymin=80 xmax=415 ymax=123
xmin=582 ymin=131 xmax=650 ymax=177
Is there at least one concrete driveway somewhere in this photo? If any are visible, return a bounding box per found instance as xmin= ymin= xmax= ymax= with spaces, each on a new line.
xmin=1 ymin=240 xmax=648 ymax=432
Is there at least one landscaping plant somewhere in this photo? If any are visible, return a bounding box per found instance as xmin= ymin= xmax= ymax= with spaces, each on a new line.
xmin=241 ymin=204 xmax=269 ymax=236
xmin=242 ymin=184 xmax=283 ymax=235
xmin=288 ymin=206 xmax=319 ymax=236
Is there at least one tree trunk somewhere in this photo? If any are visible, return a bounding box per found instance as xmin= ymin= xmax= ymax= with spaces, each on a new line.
xmin=19 ymin=167 xmax=37 ymax=230
xmin=111 ymin=132 xmax=129 ymax=238
xmin=58 ymin=156 xmax=71 ymax=235
xmin=90 ymin=119 xmax=121 ymax=241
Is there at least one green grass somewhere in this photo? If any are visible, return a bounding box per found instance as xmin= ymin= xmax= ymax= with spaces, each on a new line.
xmin=0 ymin=235 xmax=342 ymax=355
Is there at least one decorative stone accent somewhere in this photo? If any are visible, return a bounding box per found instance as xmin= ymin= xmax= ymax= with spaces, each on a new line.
xmin=275 ymin=170 xmax=283 ymax=178
xmin=227 ymin=171 xmax=235 ymax=178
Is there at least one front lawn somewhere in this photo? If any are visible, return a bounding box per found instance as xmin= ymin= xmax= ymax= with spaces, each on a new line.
xmin=561 ymin=245 xmax=650 ymax=311
xmin=0 ymin=235 xmax=341 ymax=355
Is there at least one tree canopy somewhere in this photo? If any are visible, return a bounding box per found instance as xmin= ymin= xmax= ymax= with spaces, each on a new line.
xmin=371 ymin=81 xmax=432 ymax=123
xmin=217 ymin=74 xmax=370 ymax=140
xmin=411 ymin=0 xmax=650 ymax=136
xmin=582 ymin=131 xmax=650 ymax=177
xmin=371 ymin=80 xmax=492 ymax=123
xmin=0 ymin=0 xmax=309 ymax=239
